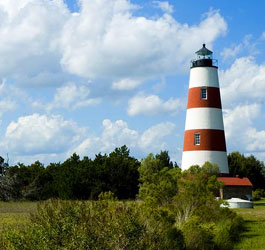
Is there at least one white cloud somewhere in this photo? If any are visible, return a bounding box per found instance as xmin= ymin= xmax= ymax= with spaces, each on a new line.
xmin=1 ymin=113 xmax=86 ymax=155
xmin=153 ymin=1 xmax=174 ymax=14
xmin=139 ymin=122 xmax=175 ymax=150
xmin=221 ymin=44 xmax=242 ymax=61
xmin=245 ymin=128 xmax=265 ymax=152
xmin=224 ymin=103 xmax=260 ymax=140
xmin=0 ymin=0 xmax=70 ymax=85
xmin=220 ymin=35 xmax=258 ymax=61
xmin=48 ymin=82 xmax=101 ymax=110
xmin=73 ymin=119 xmax=176 ymax=157
xmin=112 ymin=78 xmax=142 ymax=90
xmin=127 ymin=93 xmax=183 ymax=116
xmin=224 ymin=103 xmax=265 ymax=154
xmin=60 ymin=2 xmax=227 ymax=80
xmin=0 ymin=115 xmax=177 ymax=164
xmin=0 ymin=0 xmax=227 ymax=90
xmin=0 ymin=79 xmax=34 ymax=114
xmin=220 ymin=57 xmax=265 ymax=106
xmin=101 ymin=119 xmax=139 ymax=150
xmin=0 ymin=99 xmax=17 ymax=117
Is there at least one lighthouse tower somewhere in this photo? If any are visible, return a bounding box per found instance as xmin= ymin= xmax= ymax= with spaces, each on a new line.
xmin=181 ymin=44 xmax=229 ymax=174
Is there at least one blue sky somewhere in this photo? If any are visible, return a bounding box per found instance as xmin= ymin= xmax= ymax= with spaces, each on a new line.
xmin=0 ymin=0 xmax=265 ymax=165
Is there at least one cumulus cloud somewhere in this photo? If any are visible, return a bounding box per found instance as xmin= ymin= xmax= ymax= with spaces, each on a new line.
xmin=220 ymin=35 xmax=258 ymax=61
xmin=101 ymin=119 xmax=139 ymax=150
xmin=0 ymin=0 xmax=70 ymax=85
xmin=0 ymin=0 xmax=227 ymax=90
xmin=1 ymin=113 xmax=86 ymax=155
xmin=0 ymin=99 xmax=17 ymax=117
xmin=153 ymin=1 xmax=174 ymax=14
xmin=221 ymin=44 xmax=242 ymax=61
xmin=224 ymin=103 xmax=265 ymax=156
xmin=73 ymin=119 xmax=176 ymax=157
xmin=48 ymin=82 xmax=101 ymax=110
xmin=60 ymin=2 xmax=227 ymax=80
xmin=220 ymin=57 xmax=265 ymax=106
xmin=127 ymin=93 xmax=183 ymax=116
xmin=112 ymin=78 xmax=142 ymax=90
xmin=139 ymin=122 xmax=175 ymax=150
xmin=0 ymin=79 xmax=35 ymax=115
xmin=0 ymin=115 xmax=177 ymax=164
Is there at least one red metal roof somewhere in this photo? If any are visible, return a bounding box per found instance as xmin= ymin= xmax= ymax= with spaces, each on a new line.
xmin=218 ymin=177 xmax=252 ymax=186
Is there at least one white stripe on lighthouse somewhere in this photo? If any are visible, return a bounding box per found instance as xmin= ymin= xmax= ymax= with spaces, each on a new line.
xmin=182 ymin=151 xmax=229 ymax=173
xmin=185 ymin=108 xmax=224 ymax=130
xmin=189 ymin=67 xmax=219 ymax=88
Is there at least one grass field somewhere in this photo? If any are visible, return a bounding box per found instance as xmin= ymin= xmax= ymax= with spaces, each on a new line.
xmin=0 ymin=199 xmax=265 ymax=249
xmin=234 ymin=198 xmax=265 ymax=250
xmin=0 ymin=201 xmax=37 ymax=232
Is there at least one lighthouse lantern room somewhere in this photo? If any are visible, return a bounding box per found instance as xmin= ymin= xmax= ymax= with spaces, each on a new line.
xmin=181 ymin=44 xmax=229 ymax=174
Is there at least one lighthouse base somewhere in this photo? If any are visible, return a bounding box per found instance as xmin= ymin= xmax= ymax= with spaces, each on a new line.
xmin=182 ymin=150 xmax=229 ymax=173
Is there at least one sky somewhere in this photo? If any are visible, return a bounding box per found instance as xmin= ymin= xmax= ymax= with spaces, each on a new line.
xmin=0 ymin=0 xmax=265 ymax=166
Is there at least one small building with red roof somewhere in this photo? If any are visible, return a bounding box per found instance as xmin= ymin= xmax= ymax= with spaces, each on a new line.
xmin=218 ymin=176 xmax=253 ymax=200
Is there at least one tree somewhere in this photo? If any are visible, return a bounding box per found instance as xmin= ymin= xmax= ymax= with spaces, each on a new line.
xmin=175 ymin=163 xmax=222 ymax=225
xmin=138 ymin=153 xmax=180 ymax=206
xmin=103 ymin=145 xmax=140 ymax=199
xmin=228 ymin=152 xmax=265 ymax=190
xmin=138 ymin=156 xmax=243 ymax=250
xmin=155 ymin=150 xmax=174 ymax=169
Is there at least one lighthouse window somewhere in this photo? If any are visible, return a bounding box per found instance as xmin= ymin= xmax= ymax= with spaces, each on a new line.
xmin=194 ymin=133 xmax=200 ymax=145
xmin=201 ymin=87 xmax=207 ymax=99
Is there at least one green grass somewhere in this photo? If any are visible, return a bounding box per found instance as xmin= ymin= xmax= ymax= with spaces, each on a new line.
xmin=234 ymin=198 xmax=265 ymax=250
xmin=0 ymin=201 xmax=37 ymax=232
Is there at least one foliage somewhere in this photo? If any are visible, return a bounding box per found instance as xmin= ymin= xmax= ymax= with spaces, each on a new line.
xmin=0 ymin=150 xmax=250 ymax=249
xmin=252 ymin=189 xmax=265 ymax=201
xmin=1 ymin=197 xmax=184 ymax=250
xmin=228 ymin=152 xmax=265 ymax=190
xmin=138 ymin=153 xmax=180 ymax=207
xmin=0 ymin=146 xmax=140 ymax=201
xmin=173 ymin=163 xmax=222 ymax=226
xmin=181 ymin=216 xmax=215 ymax=250
xmin=138 ymin=158 xmax=243 ymax=250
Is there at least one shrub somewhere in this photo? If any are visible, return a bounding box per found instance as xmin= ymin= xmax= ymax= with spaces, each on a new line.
xmin=252 ymin=189 xmax=265 ymax=200
xmin=213 ymin=208 xmax=244 ymax=250
xmin=1 ymin=198 xmax=185 ymax=250
xmin=181 ymin=216 xmax=215 ymax=250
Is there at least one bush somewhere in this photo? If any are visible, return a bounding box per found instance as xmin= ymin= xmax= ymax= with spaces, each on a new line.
xmin=1 ymin=198 xmax=184 ymax=250
xmin=213 ymin=208 xmax=244 ymax=250
xmin=181 ymin=216 xmax=215 ymax=250
xmin=252 ymin=189 xmax=265 ymax=201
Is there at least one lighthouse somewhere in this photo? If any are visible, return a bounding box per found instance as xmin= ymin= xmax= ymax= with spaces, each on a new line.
xmin=181 ymin=44 xmax=229 ymax=174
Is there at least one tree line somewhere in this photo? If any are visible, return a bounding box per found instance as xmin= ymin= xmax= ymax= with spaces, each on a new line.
xmin=0 ymin=146 xmax=264 ymax=201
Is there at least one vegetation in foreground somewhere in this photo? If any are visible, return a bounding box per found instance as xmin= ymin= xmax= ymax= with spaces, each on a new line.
xmin=1 ymin=199 xmax=265 ymax=250
xmin=0 ymin=156 xmax=244 ymax=250
xmin=0 ymin=147 xmax=264 ymax=249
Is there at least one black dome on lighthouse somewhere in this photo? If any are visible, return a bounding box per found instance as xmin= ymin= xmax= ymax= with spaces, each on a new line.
xmin=196 ymin=44 xmax=212 ymax=56
xmin=191 ymin=44 xmax=217 ymax=69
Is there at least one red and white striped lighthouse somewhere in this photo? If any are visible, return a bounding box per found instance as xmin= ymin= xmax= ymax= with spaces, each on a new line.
xmin=181 ymin=44 xmax=229 ymax=174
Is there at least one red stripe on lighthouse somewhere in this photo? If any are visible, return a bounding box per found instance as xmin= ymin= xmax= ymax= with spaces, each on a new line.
xmin=187 ymin=87 xmax=222 ymax=109
xmin=183 ymin=129 xmax=226 ymax=152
